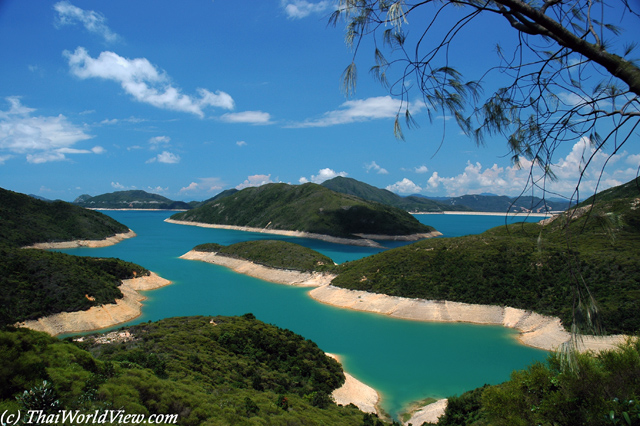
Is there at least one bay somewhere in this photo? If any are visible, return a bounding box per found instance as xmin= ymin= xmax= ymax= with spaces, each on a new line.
xmin=57 ymin=210 xmax=548 ymax=419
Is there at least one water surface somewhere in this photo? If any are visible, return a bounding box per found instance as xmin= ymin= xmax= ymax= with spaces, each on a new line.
xmin=58 ymin=211 xmax=548 ymax=418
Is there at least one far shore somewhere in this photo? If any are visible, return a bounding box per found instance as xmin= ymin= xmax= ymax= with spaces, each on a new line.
xmin=22 ymin=229 xmax=137 ymax=249
xmin=413 ymin=211 xmax=555 ymax=217
xmin=165 ymin=218 xmax=441 ymax=247
xmin=16 ymin=272 xmax=172 ymax=336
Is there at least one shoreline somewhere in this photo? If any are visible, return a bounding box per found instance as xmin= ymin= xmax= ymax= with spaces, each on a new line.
xmin=413 ymin=211 xmax=554 ymax=217
xmin=165 ymin=218 xmax=441 ymax=248
xmin=326 ymin=353 xmax=380 ymax=416
xmin=16 ymin=272 xmax=172 ymax=336
xmin=22 ymin=229 xmax=137 ymax=249
xmin=180 ymin=250 xmax=336 ymax=286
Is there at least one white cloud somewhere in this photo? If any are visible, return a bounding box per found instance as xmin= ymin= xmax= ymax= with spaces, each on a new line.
xmin=292 ymin=96 xmax=422 ymax=127
xmin=179 ymin=177 xmax=224 ymax=193
xmin=281 ymin=0 xmax=332 ymax=19
xmin=424 ymin=138 xmax=640 ymax=198
xmin=149 ymin=136 xmax=171 ymax=146
xmin=236 ymin=174 xmax=274 ymax=190
xmin=415 ymin=165 xmax=429 ymax=173
xmin=111 ymin=182 xmax=136 ymax=190
xmin=236 ymin=141 xmax=247 ymax=147
xmin=64 ymin=47 xmax=235 ymax=117
xmin=386 ymin=178 xmax=422 ymax=194
xmin=220 ymin=111 xmax=272 ymax=124
xmin=147 ymin=186 xmax=168 ymax=194
xmin=54 ymin=1 xmax=120 ymax=43
xmin=0 ymin=97 xmax=96 ymax=163
xmin=147 ymin=151 xmax=180 ymax=164
xmin=299 ymin=168 xmax=348 ymax=184
xmin=365 ymin=161 xmax=389 ymax=174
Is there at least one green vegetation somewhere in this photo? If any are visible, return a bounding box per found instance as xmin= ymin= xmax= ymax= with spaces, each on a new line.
xmin=0 ymin=316 xmax=382 ymax=425
xmin=0 ymin=187 xmax=148 ymax=326
xmin=74 ymin=190 xmax=191 ymax=210
xmin=0 ymin=249 xmax=148 ymax=326
xmin=435 ymin=338 xmax=640 ymax=426
xmin=333 ymin=179 xmax=640 ymax=335
xmin=1 ymin=187 xmax=129 ymax=247
xmin=194 ymin=240 xmax=336 ymax=272
xmin=171 ymin=182 xmax=434 ymax=239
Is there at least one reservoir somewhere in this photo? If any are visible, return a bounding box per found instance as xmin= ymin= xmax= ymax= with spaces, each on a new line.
xmin=57 ymin=210 xmax=549 ymax=419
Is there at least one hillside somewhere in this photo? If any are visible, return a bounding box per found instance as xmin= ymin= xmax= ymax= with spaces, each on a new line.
xmin=1 ymin=316 xmax=376 ymax=426
xmin=0 ymin=187 xmax=148 ymax=326
xmin=438 ymin=193 xmax=572 ymax=212
xmin=74 ymin=190 xmax=191 ymax=210
xmin=332 ymin=177 xmax=640 ymax=335
xmin=193 ymin=240 xmax=335 ymax=272
xmin=170 ymin=182 xmax=435 ymax=239
xmin=0 ymin=187 xmax=130 ymax=247
xmin=321 ymin=176 xmax=467 ymax=212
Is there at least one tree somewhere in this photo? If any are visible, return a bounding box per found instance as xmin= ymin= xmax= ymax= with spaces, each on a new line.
xmin=331 ymin=0 xmax=640 ymax=204
xmin=330 ymin=0 xmax=640 ymax=363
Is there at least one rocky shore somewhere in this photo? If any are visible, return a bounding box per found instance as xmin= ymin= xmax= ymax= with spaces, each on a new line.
xmin=16 ymin=272 xmax=171 ymax=336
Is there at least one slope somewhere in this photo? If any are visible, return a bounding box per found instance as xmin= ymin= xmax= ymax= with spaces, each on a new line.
xmin=74 ymin=190 xmax=191 ymax=210
xmin=170 ymin=182 xmax=436 ymax=239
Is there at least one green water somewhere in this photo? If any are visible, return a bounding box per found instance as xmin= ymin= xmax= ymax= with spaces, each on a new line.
xmin=57 ymin=210 xmax=548 ymax=419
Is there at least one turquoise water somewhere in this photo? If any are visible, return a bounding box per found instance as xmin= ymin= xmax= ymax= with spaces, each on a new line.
xmin=57 ymin=211 xmax=548 ymax=419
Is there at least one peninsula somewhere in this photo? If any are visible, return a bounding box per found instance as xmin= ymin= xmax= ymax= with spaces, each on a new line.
xmin=168 ymin=182 xmax=440 ymax=246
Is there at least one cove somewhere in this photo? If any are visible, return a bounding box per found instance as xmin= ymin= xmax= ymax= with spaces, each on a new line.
xmin=56 ymin=210 xmax=548 ymax=419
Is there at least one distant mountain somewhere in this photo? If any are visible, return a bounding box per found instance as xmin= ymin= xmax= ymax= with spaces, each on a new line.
xmin=321 ymin=177 xmax=469 ymax=212
xmin=170 ymin=182 xmax=435 ymax=239
xmin=74 ymin=190 xmax=191 ymax=210
xmin=440 ymin=194 xmax=571 ymax=213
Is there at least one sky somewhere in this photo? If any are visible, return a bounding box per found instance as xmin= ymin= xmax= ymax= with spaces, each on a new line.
xmin=0 ymin=0 xmax=638 ymax=202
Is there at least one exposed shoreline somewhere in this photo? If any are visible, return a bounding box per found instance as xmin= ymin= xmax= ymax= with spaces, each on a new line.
xmin=22 ymin=229 xmax=137 ymax=249
xmin=326 ymin=353 xmax=380 ymax=416
xmin=165 ymin=218 xmax=441 ymax=247
xmin=16 ymin=272 xmax=172 ymax=336
xmin=414 ymin=211 xmax=554 ymax=217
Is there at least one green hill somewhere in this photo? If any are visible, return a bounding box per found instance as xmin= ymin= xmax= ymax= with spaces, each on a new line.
xmin=171 ymin=182 xmax=435 ymax=239
xmin=0 ymin=187 xmax=147 ymax=326
xmin=1 ymin=187 xmax=130 ymax=247
xmin=332 ymin=177 xmax=640 ymax=335
xmin=74 ymin=190 xmax=191 ymax=210
xmin=321 ymin=176 xmax=469 ymax=212
xmin=193 ymin=240 xmax=336 ymax=272
xmin=438 ymin=193 xmax=571 ymax=212
xmin=0 ymin=316 xmax=375 ymax=426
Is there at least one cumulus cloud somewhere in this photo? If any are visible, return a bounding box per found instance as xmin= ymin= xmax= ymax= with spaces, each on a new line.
xmin=220 ymin=111 xmax=272 ymax=125
xmin=54 ymin=1 xmax=120 ymax=43
xmin=146 ymin=151 xmax=180 ymax=164
xmin=386 ymin=178 xmax=422 ymax=194
xmin=299 ymin=168 xmax=348 ymax=184
xmin=424 ymin=137 xmax=640 ymax=199
xmin=179 ymin=177 xmax=224 ymax=193
xmin=281 ymin=0 xmax=332 ymax=19
xmin=236 ymin=141 xmax=247 ymax=147
xmin=291 ymin=96 xmax=422 ymax=127
xmin=236 ymin=174 xmax=274 ymax=190
xmin=64 ymin=47 xmax=235 ymax=117
xmin=0 ymin=97 xmax=101 ymax=164
xmin=415 ymin=165 xmax=429 ymax=173
xmin=365 ymin=161 xmax=389 ymax=174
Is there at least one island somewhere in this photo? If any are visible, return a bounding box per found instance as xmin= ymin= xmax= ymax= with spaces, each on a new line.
xmin=168 ymin=182 xmax=440 ymax=247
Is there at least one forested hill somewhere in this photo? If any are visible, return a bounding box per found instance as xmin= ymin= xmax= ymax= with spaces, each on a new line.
xmin=0 ymin=316 xmax=374 ymax=426
xmin=74 ymin=190 xmax=191 ymax=210
xmin=0 ymin=188 xmax=147 ymax=326
xmin=171 ymin=182 xmax=435 ymax=239
xmin=320 ymin=176 xmax=468 ymax=212
xmin=0 ymin=187 xmax=129 ymax=247
xmin=333 ymin=177 xmax=640 ymax=335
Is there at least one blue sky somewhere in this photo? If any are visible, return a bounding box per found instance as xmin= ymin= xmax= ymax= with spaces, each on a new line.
xmin=1 ymin=0 xmax=638 ymax=202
